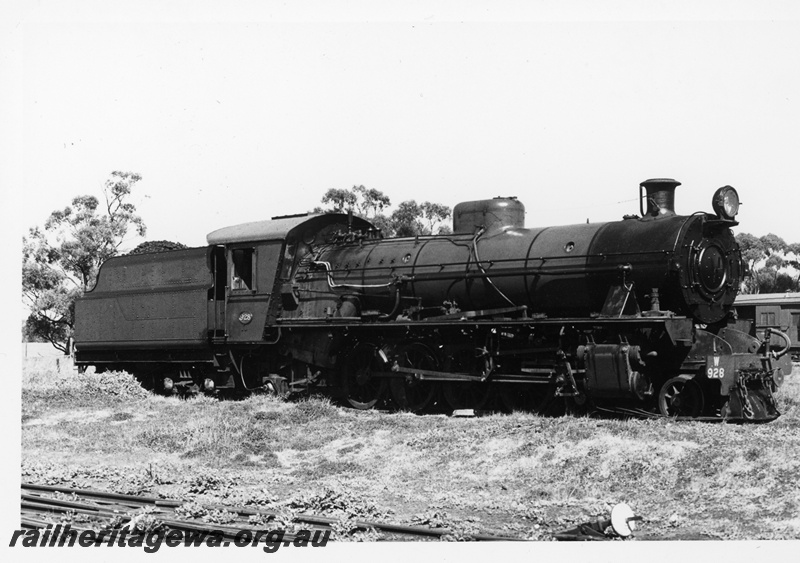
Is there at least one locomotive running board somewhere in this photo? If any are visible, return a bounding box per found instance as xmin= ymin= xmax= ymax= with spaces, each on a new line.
xmin=421 ymin=305 xmax=530 ymax=321
xmin=272 ymin=316 xmax=693 ymax=330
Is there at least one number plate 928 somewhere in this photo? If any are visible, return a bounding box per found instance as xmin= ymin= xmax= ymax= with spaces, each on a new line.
xmin=706 ymin=355 xmax=734 ymax=379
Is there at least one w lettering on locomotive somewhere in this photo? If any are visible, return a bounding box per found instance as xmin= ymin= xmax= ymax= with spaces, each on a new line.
xmin=74 ymin=179 xmax=792 ymax=421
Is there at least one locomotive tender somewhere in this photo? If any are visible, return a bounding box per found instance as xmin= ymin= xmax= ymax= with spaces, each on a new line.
xmin=74 ymin=179 xmax=792 ymax=421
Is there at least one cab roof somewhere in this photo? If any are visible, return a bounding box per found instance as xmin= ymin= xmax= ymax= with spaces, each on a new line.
xmin=206 ymin=213 xmax=373 ymax=245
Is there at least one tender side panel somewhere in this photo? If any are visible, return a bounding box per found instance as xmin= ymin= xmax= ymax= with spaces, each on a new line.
xmin=75 ymin=247 xmax=213 ymax=350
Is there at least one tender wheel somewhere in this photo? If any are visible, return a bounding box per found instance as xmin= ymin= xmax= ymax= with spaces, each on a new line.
xmin=443 ymin=382 xmax=492 ymax=411
xmin=130 ymin=367 xmax=157 ymax=391
xmin=342 ymin=343 xmax=388 ymax=410
xmin=658 ymin=375 xmax=704 ymax=417
xmin=390 ymin=343 xmax=439 ymax=413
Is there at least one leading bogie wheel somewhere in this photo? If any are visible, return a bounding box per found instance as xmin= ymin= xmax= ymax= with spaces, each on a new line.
xmin=658 ymin=375 xmax=704 ymax=418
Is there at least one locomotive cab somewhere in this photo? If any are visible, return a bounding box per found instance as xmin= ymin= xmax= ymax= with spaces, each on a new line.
xmin=206 ymin=213 xmax=375 ymax=344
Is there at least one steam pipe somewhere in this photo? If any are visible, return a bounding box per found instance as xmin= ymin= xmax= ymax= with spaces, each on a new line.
xmin=764 ymin=328 xmax=791 ymax=359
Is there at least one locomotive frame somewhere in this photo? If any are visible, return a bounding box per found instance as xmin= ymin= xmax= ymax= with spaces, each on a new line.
xmin=74 ymin=179 xmax=792 ymax=422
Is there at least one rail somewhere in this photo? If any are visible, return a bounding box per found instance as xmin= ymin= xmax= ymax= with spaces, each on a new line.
xmin=20 ymin=483 xmax=524 ymax=542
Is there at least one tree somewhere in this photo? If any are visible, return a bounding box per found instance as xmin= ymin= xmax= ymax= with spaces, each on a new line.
xmin=314 ymin=185 xmax=452 ymax=238
xmin=319 ymin=188 xmax=358 ymax=214
xmin=786 ymin=242 xmax=800 ymax=270
xmin=760 ymin=233 xmax=787 ymax=257
xmin=22 ymin=171 xmax=147 ymax=352
xmin=385 ymin=200 xmax=452 ymax=237
xmin=390 ymin=200 xmax=422 ymax=237
xmin=317 ymin=185 xmax=392 ymax=218
xmin=353 ymin=185 xmax=391 ymax=217
xmin=736 ymin=232 xmax=766 ymax=273
xmin=736 ymin=232 xmax=800 ymax=294
xmin=420 ymin=201 xmax=453 ymax=235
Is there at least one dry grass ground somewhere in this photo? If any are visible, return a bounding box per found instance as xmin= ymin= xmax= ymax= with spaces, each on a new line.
xmin=20 ymin=353 xmax=800 ymax=541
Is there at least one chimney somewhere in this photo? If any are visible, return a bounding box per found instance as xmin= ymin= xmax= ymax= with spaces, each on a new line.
xmin=640 ymin=178 xmax=681 ymax=217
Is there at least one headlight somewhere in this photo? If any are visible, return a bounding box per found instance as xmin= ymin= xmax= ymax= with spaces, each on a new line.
xmin=712 ymin=186 xmax=739 ymax=220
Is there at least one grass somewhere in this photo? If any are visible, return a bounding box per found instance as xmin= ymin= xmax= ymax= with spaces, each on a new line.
xmin=20 ymin=356 xmax=800 ymax=540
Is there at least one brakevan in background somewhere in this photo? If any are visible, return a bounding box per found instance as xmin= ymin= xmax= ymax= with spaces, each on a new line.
xmin=734 ymin=292 xmax=800 ymax=362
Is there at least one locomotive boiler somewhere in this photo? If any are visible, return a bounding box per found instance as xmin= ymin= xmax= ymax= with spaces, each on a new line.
xmin=74 ymin=179 xmax=792 ymax=421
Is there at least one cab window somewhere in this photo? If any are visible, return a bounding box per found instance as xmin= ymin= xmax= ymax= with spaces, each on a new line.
xmin=231 ymin=248 xmax=255 ymax=291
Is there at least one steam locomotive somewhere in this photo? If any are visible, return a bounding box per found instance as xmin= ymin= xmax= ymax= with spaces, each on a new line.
xmin=74 ymin=179 xmax=792 ymax=421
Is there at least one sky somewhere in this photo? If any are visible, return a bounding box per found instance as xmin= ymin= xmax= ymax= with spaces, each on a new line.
xmin=4 ymin=1 xmax=800 ymax=251
xmin=2 ymin=2 xmax=799 ymax=558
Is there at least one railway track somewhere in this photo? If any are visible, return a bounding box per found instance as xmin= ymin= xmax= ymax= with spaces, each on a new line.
xmin=20 ymin=483 xmax=524 ymax=542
